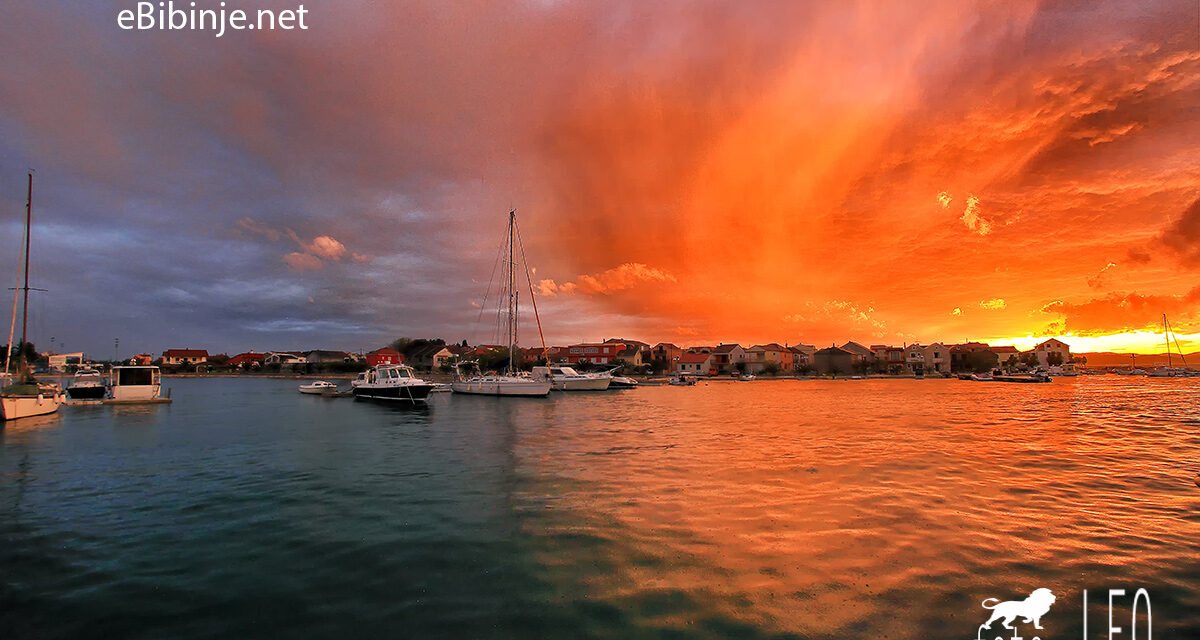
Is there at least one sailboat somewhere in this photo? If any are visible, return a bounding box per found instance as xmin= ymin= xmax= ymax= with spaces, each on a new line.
xmin=2 ymin=173 xmax=64 ymax=421
xmin=1147 ymin=314 xmax=1190 ymax=377
xmin=451 ymin=209 xmax=552 ymax=397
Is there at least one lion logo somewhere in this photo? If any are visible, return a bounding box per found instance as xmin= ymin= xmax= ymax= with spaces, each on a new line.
xmin=976 ymin=588 xmax=1056 ymax=640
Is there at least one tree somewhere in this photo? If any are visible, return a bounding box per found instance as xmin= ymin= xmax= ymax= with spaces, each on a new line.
xmin=649 ymin=357 xmax=668 ymax=375
xmin=762 ymin=361 xmax=782 ymax=377
xmin=1047 ymin=352 xmax=1064 ymax=367
xmin=734 ymin=361 xmax=747 ymax=375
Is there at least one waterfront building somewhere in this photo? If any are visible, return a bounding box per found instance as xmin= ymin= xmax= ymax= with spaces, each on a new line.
xmin=264 ymin=352 xmax=304 ymax=367
xmin=304 ymin=350 xmax=355 ymax=365
xmin=47 ymin=352 xmax=86 ymax=370
xmin=227 ymin=352 xmax=266 ymax=369
xmin=840 ymin=341 xmax=875 ymax=367
xmin=790 ymin=344 xmax=817 ymax=370
xmin=651 ymin=342 xmax=683 ymax=371
xmin=162 ymin=348 xmax=209 ymax=366
xmin=744 ymin=343 xmax=793 ymax=374
xmin=566 ymin=342 xmax=627 ymax=365
xmin=990 ymin=345 xmax=1020 ymax=368
xmin=921 ymin=342 xmax=951 ymax=373
xmin=813 ymin=346 xmax=855 ymax=375
xmin=675 ymin=352 xmax=712 ymax=375
xmin=365 ymin=348 xmax=403 ymax=367
xmin=1029 ymin=338 xmax=1071 ymax=367
xmin=709 ymin=343 xmax=745 ymax=374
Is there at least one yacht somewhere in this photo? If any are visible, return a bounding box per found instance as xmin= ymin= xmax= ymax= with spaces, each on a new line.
xmin=66 ymin=366 xmax=107 ymax=400
xmin=451 ymin=209 xmax=552 ymax=398
xmin=352 ymin=364 xmax=438 ymax=404
xmin=530 ymin=365 xmax=611 ymax=391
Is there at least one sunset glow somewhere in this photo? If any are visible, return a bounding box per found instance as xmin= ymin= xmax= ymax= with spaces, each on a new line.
xmin=2 ymin=1 xmax=1199 ymax=356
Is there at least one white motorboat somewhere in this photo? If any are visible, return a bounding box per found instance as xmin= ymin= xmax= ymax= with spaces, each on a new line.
xmin=66 ymin=366 xmax=107 ymax=400
xmin=108 ymin=366 xmax=169 ymax=403
xmin=352 ymin=364 xmax=438 ymax=404
xmin=609 ymin=375 xmax=638 ymax=388
xmin=2 ymin=173 xmax=65 ymax=421
xmin=739 ymin=373 xmax=756 ymax=381
xmin=298 ymin=380 xmax=339 ymax=394
xmin=452 ymin=209 xmax=552 ymax=398
xmin=531 ymin=365 xmax=611 ymax=391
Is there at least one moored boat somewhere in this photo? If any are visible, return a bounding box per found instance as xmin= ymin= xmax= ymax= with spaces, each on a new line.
xmin=298 ymin=380 xmax=338 ymax=394
xmin=66 ymin=366 xmax=107 ymax=400
xmin=2 ymin=173 xmax=65 ymax=421
xmin=352 ymin=364 xmax=437 ymax=404
xmin=530 ymin=365 xmax=611 ymax=391
xmin=107 ymin=366 xmax=170 ymax=403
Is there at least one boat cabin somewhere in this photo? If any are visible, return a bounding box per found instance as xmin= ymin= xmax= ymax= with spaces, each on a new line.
xmin=109 ymin=366 xmax=162 ymax=402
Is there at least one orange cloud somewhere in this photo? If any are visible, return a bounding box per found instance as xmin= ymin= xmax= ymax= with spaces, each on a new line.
xmin=538 ymin=263 xmax=676 ymax=297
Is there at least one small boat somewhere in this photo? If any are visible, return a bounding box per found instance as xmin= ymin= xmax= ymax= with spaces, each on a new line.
xmin=668 ymin=374 xmax=696 ymax=386
xmin=352 ymin=364 xmax=438 ymax=404
xmin=739 ymin=373 xmax=756 ymax=381
xmin=66 ymin=366 xmax=108 ymax=400
xmin=531 ymin=365 xmax=611 ymax=391
xmin=107 ymin=366 xmax=170 ymax=403
xmin=992 ymin=372 xmax=1051 ymax=383
xmin=609 ymin=375 xmax=638 ymax=388
xmin=969 ymin=373 xmax=994 ymax=381
xmin=298 ymin=380 xmax=338 ymax=394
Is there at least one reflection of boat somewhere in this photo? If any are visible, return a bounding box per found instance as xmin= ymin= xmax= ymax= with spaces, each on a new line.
xmin=107 ymin=366 xmax=170 ymax=403
xmin=2 ymin=173 xmax=65 ymax=421
xmin=531 ymin=365 xmax=611 ymax=391
xmin=451 ymin=209 xmax=551 ymax=398
xmin=353 ymin=364 xmax=437 ymax=404
xmin=298 ymin=380 xmax=338 ymax=394
xmin=66 ymin=366 xmax=107 ymax=400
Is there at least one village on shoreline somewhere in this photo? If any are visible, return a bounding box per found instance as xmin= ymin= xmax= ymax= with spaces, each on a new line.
xmin=29 ymin=336 xmax=1091 ymax=379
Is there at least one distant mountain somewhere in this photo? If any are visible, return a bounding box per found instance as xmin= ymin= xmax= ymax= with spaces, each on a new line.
xmin=1077 ymin=352 xmax=1200 ymax=367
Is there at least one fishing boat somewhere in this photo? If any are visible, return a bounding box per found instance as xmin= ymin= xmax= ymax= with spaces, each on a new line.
xmin=668 ymin=374 xmax=697 ymax=386
xmin=65 ymin=366 xmax=108 ymax=401
xmin=298 ymin=380 xmax=338 ymax=394
xmin=352 ymin=363 xmax=438 ymax=404
xmin=451 ymin=209 xmax=551 ymax=398
xmin=530 ymin=365 xmax=611 ymax=391
xmin=2 ymin=173 xmax=65 ymax=421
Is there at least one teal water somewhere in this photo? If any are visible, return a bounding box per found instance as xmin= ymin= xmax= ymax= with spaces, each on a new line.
xmin=2 ymin=376 xmax=1198 ymax=639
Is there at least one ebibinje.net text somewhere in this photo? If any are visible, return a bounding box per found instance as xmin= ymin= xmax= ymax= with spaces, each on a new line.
xmin=118 ymin=2 xmax=309 ymax=38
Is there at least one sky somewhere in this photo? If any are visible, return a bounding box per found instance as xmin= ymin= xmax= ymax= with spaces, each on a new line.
xmin=2 ymin=0 xmax=1199 ymax=359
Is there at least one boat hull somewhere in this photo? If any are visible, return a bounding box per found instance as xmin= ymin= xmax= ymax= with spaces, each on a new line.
xmin=451 ymin=378 xmax=551 ymax=396
xmin=66 ymin=385 xmax=107 ymax=400
xmin=352 ymin=383 xmax=436 ymax=403
xmin=1 ymin=391 xmax=63 ymax=421
xmin=552 ymin=377 xmax=611 ymax=391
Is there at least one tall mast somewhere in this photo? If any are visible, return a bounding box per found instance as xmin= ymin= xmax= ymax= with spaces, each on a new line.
xmin=1165 ymin=313 xmax=1171 ymax=368
xmin=18 ymin=173 xmax=33 ymax=376
xmin=508 ymin=209 xmax=516 ymax=375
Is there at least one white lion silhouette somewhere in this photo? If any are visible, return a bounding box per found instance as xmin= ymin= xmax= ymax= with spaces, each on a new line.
xmin=976 ymin=588 xmax=1056 ymax=640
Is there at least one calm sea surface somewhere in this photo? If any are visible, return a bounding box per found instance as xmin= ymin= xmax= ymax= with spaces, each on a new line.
xmin=2 ymin=376 xmax=1198 ymax=639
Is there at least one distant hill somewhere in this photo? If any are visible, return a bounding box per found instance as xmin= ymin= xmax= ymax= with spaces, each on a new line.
xmin=1077 ymin=352 xmax=1200 ymax=367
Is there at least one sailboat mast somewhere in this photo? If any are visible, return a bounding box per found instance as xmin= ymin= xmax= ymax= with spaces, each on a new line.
xmin=18 ymin=173 xmax=32 ymax=371
xmin=1165 ymin=313 xmax=1171 ymax=368
xmin=508 ymin=209 xmax=516 ymax=375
